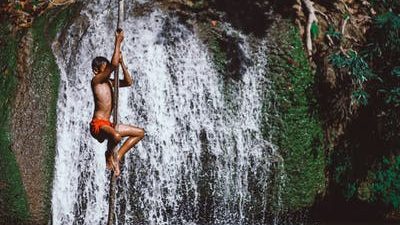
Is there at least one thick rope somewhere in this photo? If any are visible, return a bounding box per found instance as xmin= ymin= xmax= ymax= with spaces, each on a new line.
xmin=107 ymin=1 xmax=124 ymax=224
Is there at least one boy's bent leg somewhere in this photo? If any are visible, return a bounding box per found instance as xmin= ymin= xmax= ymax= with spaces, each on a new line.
xmin=101 ymin=125 xmax=122 ymax=176
xmin=100 ymin=125 xmax=122 ymax=143
xmin=115 ymin=124 xmax=145 ymax=161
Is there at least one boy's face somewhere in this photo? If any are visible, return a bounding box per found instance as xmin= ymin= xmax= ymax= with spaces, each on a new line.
xmin=93 ymin=62 xmax=107 ymax=75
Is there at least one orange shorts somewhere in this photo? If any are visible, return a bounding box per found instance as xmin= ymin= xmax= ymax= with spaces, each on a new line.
xmin=90 ymin=118 xmax=113 ymax=143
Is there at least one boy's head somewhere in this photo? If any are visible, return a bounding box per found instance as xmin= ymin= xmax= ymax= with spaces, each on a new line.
xmin=92 ymin=56 xmax=110 ymax=74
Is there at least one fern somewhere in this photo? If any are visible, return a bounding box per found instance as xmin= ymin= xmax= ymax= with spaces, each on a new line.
xmin=375 ymin=12 xmax=400 ymax=29
xmin=372 ymin=156 xmax=400 ymax=209
xmin=329 ymin=50 xmax=374 ymax=105
xmin=352 ymin=89 xmax=369 ymax=106
xmin=372 ymin=12 xmax=400 ymax=54
xmin=391 ymin=67 xmax=400 ymax=77
xmin=385 ymin=87 xmax=400 ymax=106
xmin=326 ymin=25 xmax=342 ymax=41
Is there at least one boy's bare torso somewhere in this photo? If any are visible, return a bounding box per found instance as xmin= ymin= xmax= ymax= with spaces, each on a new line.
xmin=92 ymin=79 xmax=113 ymax=120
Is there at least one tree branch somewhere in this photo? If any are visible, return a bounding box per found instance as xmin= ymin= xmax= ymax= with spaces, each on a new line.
xmin=301 ymin=0 xmax=318 ymax=56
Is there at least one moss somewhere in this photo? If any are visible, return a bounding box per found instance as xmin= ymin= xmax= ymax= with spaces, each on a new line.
xmin=0 ymin=4 xmax=78 ymax=223
xmin=197 ymin=21 xmax=229 ymax=75
xmin=29 ymin=5 xmax=79 ymax=220
xmin=265 ymin=21 xmax=326 ymax=212
xmin=0 ymin=23 xmax=30 ymax=223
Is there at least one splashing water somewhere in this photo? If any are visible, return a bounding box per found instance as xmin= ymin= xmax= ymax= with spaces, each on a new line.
xmin=51 ymin=1 xmax=279 ymax=224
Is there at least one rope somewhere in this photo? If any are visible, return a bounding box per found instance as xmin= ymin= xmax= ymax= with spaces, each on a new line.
xmin=107 ymin=1 xmax=124 ymax=224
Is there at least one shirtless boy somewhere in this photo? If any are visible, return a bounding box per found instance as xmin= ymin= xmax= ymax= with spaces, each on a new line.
xmin=90 ymin=29 xmax=144 ymax=176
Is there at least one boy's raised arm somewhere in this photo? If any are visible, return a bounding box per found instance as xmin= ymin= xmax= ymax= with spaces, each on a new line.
xmin=111 ymin=29 xmax=124 ymax=68
xmin=120 ymin=53 xmax=133 ymax=87
xmin=110 ymin=53 xmax=133 ymax=87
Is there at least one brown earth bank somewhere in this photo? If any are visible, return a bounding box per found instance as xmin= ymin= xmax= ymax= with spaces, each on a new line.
xmin=1 ymin=1 xmax=79 ymax=224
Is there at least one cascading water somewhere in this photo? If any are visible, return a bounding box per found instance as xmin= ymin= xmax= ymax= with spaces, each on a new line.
xmin=51 ymin=1 xmax=279 ymax=224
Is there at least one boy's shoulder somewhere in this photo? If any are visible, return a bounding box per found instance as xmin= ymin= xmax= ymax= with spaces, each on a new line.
xmin=91 ymin=77 xmax=112 ymax=86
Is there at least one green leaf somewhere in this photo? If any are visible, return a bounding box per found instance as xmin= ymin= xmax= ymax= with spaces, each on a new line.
xmin=352 ymin=89 xmax=369 ymax=106
xmin=15 ymin=3 xmax=22 ymax=10
xmin=326 ymin=25 xmax=342 ymax=40
xmin=392 ymin=67 xmax=400 ymax=77
xmin=311 ymin=22 xmax=319 ymax=40
xmin=329 ymin=53 xmax=347 ymax=68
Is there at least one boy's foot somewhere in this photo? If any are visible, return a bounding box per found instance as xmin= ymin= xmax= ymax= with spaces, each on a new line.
xmin=105 ymin=151 xmax=120 ymax=176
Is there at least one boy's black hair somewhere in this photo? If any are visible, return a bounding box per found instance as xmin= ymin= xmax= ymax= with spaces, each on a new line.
xmin=92 ymin=56 xmax=110 ymax=71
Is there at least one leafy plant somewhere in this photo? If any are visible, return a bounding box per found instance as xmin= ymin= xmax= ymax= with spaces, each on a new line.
xmin=344 ymin=183 xmax=357 ymax=200
xmin=372 ymin=156 xmax=400 ymax=208
xmin=352 ymin=89 xmax=369 ymax=106
xmin=369 ymin=0 xmax=400 ymax=12
xmin=311 ymin=21 xmax=319 ymax=40
xmin=326 ymin=25 xmax=342 ymax=41
xmin=392 ymin=67 xmax=400 ymax=77
xmin=385 ymin=87 xmax=400 ymax=106
xmin=329 ymin=50 xmax=374 ymax=105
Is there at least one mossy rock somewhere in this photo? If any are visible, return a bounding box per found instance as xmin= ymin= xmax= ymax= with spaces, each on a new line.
xmin=264 ymin=19 xmax=326 ymax=213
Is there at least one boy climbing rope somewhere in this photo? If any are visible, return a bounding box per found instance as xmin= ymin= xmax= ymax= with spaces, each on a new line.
xmin=90 ymin=29 xmax=145 ymax=176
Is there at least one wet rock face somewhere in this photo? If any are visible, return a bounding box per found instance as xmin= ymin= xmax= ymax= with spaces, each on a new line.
xmin=6 ymin=3 xmax=83 ymax=224
xmin=211 ymin=0 xmax=275 ymax=36
xmin=218 ymin=32 xmax=250 ymax=81
xmin=12 ymin=30 xmax=48 ymax=225
xmin=160 ymin=0 xmax=278 ymax=36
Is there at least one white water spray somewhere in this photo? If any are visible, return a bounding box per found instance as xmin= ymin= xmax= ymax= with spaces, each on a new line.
xmin=52 ymin=1 xmax=278 ymax=224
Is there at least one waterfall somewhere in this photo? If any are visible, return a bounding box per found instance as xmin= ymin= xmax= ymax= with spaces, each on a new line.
xmin=51 ymin=1 xmax=278 ymax=224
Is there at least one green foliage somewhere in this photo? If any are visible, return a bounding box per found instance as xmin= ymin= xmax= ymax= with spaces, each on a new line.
xmin=369 ymin=0 xmax=400 ymax=12
xmin=329 ymin=151 xmax=362 ymax=200
xmin=375 ymin=12 xmax=400 ymax=29
xmin=14 ymin=3 xmax=22 ymax=10
xmin=0 ymin=5 xmax=78 ymax=223
xmin=329 ymin=50 xmax=374 ymax=105
xmin=392 ymin=67 xmax=400 ymax=77
xmin=326 ymin=25 xmax=342 ymax=41
xmin=372 ymin=12 xmax=400 ymax=54
xmin=209 ymin=35 xmax=228 ymax=74
xmin=30 ymin=6 xmax=77 ymax=219
xmin=31 ymin=0 xmax=41 ymax=7
xmin=351 ymin=89 xmax=369 ymax=106
xmin=364 ymin=11 xmax=400 ymax=109
xmin=332 ymin=155 xmax=352 ymax=183
xmin=331 ymin=50 xmax=374 ymax=83
xmin=192 ymin=0 xmax=206 ymax=10
xmin=384 ymin=87 xmax=400 ymax=106
xmin=323 ymin=0 xmax=400 ymax=214
xmin=344 ymin=183 xmax=357 ymax=200
xmin=311 ymin=21 xmax=319 ymax=40
xmin=267 ymin=24 xmax=326 ymax=211
xmin=372 ymin=156 xmax=400 ymax=208
xmin=367 ymin=11 xmax=400 ymax=60
xmin=0 ymin=22 xmax=30 ymax=222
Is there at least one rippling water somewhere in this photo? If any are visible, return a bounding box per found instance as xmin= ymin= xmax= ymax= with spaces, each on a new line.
xmin=51 ymin=1 xmax=280 ymax=224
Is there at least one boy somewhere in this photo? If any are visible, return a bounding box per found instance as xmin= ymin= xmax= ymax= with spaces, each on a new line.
xmin=90 ymin=29 xmax=145 ymax=176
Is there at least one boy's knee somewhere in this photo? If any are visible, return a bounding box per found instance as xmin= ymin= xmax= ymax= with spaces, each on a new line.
xmin=114 ymin=133 xmax=122 ymax=143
